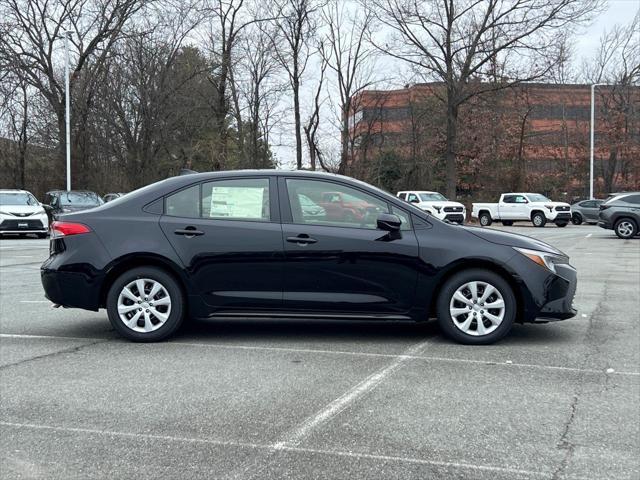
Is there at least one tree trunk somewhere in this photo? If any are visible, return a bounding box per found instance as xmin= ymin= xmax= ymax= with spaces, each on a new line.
xmin=293 ymin=75 xmax=302 ymax=170
xmin=339 ymin=104 xmax=349 ymax=174
xmin=445 ymin=98 xmax=459 ymax=199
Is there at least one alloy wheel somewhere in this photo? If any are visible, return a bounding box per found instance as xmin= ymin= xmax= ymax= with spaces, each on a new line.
xmin=616 ymin=221 xmax=635 ymax=238
xmin=117 ymin=278 xmax=172 ymax=333
xmin=449 ymin=281 xmax=505 ymax=336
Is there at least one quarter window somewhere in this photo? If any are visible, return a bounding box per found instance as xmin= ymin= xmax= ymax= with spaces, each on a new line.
xmin=286 ymin=179 xmax=388 ymax=229
xmin=201 ymin=178 xmax=270 ymax=221
xmin=165 ymin=185 xmax=199 ymax=218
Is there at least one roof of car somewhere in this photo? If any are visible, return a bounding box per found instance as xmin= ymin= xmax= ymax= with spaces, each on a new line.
xmin=0 ymin=189 xmax=30 ymax=193
xmin=398 ymin=191 xmax=438 ymax=194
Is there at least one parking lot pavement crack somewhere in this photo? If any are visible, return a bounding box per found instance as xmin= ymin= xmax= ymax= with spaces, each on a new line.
xmin=0 ymin=339 xmax=110 ymax=371
xmin=550 ymin=278 xmax=611 ymax=480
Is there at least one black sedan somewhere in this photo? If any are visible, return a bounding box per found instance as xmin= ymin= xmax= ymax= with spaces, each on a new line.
xmin=41 ymin=171 xmax=577 ymax=344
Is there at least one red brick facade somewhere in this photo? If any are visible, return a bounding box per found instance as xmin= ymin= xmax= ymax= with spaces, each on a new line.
xmin=349 ymin=82 xmax=639 ymax=200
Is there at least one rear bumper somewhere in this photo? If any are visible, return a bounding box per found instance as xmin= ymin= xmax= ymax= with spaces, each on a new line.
xmin=41 ymin=265 xmax=103 ymax=311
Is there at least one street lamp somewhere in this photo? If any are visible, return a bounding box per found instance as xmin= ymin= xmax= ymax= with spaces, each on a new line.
xmin=589 ymin=83 xmax=607 ymax=200
xmin=63 ymin=30 xmax=72 ymax=191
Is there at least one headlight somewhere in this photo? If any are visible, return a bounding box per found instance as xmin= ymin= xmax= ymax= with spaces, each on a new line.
xmin=513 ymin=247 xmax=567 ymax=273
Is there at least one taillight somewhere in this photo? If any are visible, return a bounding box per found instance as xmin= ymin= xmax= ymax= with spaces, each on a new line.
xmin=51 ymin=221 xmax=91 ymax=237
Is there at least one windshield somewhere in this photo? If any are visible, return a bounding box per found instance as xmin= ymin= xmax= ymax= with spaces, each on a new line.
xmin=0 ymin=192 xmax=39 ymax=206
xmin=419 ymin=193 xmax=447 ymax=202
xmin=59 ymin=192 xmax=103 ymax=206
xmin=527 ymin=194 xmax=551 ymax=202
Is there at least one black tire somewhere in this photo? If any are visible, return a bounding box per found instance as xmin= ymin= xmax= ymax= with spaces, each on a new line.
xmin=436 ymin=269 xmax=516 ymax=345
xmin=571 ymin=213 xmax=583 ymax=225
xmin=614 ymin=218 xmax=638 ymax=239
xmin=532 ymin=212 xmax=546 ymax=228
xmin=106 ymin=266 xmax=185 ymax=342
xmin=555 ymin=222 xmax=568 ymax=228
xmin=479 ymin=212 xmax=492 ymax=227
xmin=501 ymin=220 xmax=514 ymax=226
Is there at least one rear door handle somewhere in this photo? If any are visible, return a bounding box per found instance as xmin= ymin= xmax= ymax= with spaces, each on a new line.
xmin=286 ymin=235 xmax=317 ymax=245
xmin=174 ymin=227 xmax=204 ymax=237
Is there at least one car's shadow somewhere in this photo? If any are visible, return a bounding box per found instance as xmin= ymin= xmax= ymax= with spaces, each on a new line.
xmin=54 ymin=315 xmax=575 ymax=347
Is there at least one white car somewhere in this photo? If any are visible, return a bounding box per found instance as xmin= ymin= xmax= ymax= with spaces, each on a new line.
xmin=0 ymin=189 xmax=49 ymax=238
xmin=472 ymin=193 xmax=571 ymax=227
xmin=397 ymin=190 xmax=466 ymax=224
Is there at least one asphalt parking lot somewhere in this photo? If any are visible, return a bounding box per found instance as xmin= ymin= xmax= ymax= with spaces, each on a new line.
xmin=0 ymin=224 xmax=638 ymax=479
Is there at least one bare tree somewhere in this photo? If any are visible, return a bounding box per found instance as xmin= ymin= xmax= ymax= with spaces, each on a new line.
xmin=582 ymin=13 xmax=640 ymax=194
xmin=270 ymin=0 xmax=322 ymax=169
xmin=303 ymin=45 xmax=328 ymax=170
xmin=368 ymin=0 xmax=601 ymax=198
xmin=235 ymin=23 xmax=287 ymax=168
xmin=321 ymin=0 xmax=376 ymax=173
xmin=0 ymin=0 xmax=145 ymax=182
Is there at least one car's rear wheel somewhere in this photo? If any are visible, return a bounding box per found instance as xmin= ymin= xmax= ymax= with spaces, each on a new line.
xmin=479 ymin=213 xmax=492 ymax=226
xmin=106 ymin=266 xmax=185 ymax=342
xmin=532 ymin=212 xmax=546 ymax=227
xmin=501 ymin=220 xmax=513 ymax=226
xmin=614 ymin=218 xmax=638 ymax=239
xmin=571 ymin=213 xmax=583 ymax=225
xmin=436 ymin=269 xmax=516 ymax=345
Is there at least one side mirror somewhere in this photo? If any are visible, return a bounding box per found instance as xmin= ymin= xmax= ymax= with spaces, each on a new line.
xmin=42 ymin=204 xmax=53 ymax=212
xmin=377 ymin=213 xmax=401 ymax=232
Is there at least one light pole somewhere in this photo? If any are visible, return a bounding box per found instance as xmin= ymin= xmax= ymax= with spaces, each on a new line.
xmin=589 ymin=83 xmax=606 ymax=199
xmin=63 ymin=30 xmax=72 ymax=191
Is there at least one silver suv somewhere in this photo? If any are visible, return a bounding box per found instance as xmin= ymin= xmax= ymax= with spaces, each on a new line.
xmin=598 ymin=192 xmax=640 ymax=239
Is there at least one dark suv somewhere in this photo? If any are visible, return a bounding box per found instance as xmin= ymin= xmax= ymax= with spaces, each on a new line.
xmin=598 ymin=192 xmax=640 ymax=239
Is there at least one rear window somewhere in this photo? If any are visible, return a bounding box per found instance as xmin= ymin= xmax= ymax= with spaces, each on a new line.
xmin=59 ymin=192 xmax=103 ymax=207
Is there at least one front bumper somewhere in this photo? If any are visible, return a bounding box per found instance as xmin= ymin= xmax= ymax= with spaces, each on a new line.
xmin=0 ymin=217 xmax=48 ymax=233
xmin=598 ymin=220 xmax=612 ymax=230
xmin=508 ymin=254 xmax=578 ymax=323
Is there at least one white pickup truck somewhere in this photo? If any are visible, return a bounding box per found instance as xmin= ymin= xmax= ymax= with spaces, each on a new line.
xmin=397 ymin=191 xmax=466 ymax=224
xmin=472 ymin=193 xmax=571 ymax=227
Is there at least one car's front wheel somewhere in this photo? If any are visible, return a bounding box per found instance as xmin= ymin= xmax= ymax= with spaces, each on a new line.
xmin=532 ymin=212 xmax=546 ymax=227
xmin=614 ymin=218 xmax=638 ymax=239
xmin=106 ymin=266 xmax=185 ymax=342
xmin=436 ymin=269 xmax=516 ymax=345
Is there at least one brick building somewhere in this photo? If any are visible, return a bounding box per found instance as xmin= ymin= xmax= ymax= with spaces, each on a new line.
xmin=349 ymin=82 xmax=640 ymax=200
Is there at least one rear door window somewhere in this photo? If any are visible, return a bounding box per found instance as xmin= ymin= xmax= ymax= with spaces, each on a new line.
xmin=201 ymin=178 xmax=270 ymax=221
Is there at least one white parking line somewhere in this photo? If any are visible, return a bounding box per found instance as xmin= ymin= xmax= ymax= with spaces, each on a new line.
xmin=18 ymin=300 xmax=50 ymax=304
xmin=1 ymin=334 xmax=638 ymax=377
xmin=586 ymin=233 xmax=592 ymax=238
xmin=0 ymin=421 xmax=550 ymax=478
xmin=273 ymin=340 xmax=431 ymax=449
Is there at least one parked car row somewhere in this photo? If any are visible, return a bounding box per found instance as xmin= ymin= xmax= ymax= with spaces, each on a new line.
xmin=0 ymin=189 xmax=125 ymax=237
xmin=397 ymin=188 xmax=639 ymax=239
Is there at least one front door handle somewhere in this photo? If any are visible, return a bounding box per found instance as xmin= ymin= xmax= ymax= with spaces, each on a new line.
xmin=286 ymin=235 xmax=318 ymax=245
xmin=174 ymin=226 xmax=204 ymax=237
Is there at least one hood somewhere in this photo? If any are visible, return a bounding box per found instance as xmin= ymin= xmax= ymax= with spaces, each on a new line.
xmin=0 ymin=204 xmax=45 ymax=216
xmin=418 ymin=200 xmax=465 ymax=208
xmin=530 ymin=201 xmax=570 ymax=207
xmin=463 ymin=226 xmax=564 ymax=256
